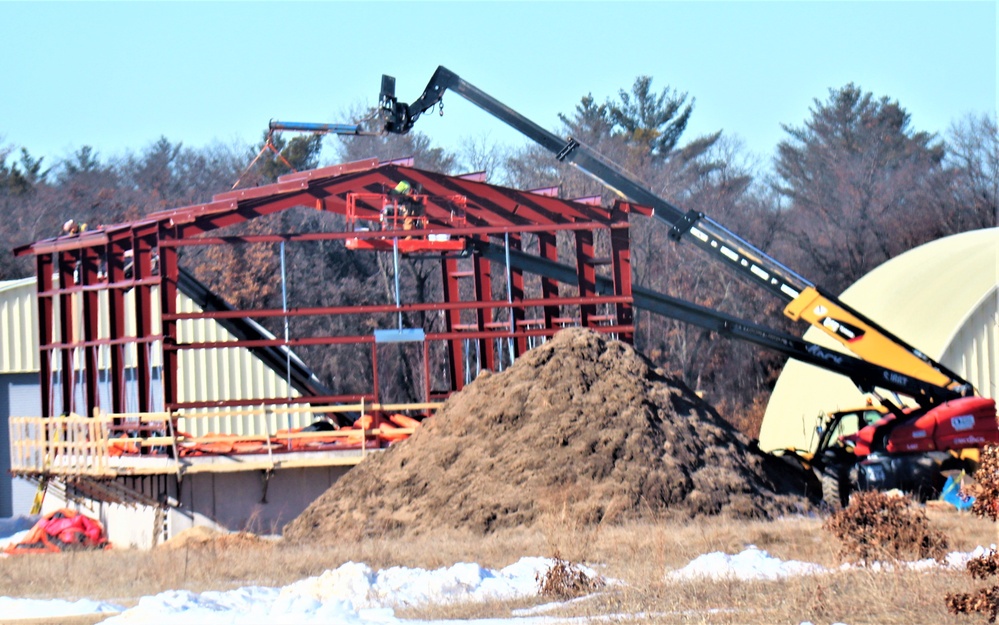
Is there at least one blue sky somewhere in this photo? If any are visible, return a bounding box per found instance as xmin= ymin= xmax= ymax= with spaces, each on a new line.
xmin=2 ymin=1 xmax=996 ymax=169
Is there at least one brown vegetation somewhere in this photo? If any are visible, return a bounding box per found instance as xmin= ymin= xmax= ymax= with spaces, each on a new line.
xmin=156 ymin=526 xmax=271 ymax=551
xmin=535 ymin=552 xmax=605 ymax=600
xmin=824 ymin=490 xmax=949 ymax=564
xmin=947 ymin=445 xmax=999 ymax=622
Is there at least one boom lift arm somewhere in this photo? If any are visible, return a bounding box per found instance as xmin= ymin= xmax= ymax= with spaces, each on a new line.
xmin=468 ymin=238 xmax=961 ymax=407
xmin=379 ymin=66 xmax=972 ymax=397
xmin=268 ymin=121 xmax=372 ymax=136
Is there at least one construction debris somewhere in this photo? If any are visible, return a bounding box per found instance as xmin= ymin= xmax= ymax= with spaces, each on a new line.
xmin=157 ymin=526 xmax=272 ymax=551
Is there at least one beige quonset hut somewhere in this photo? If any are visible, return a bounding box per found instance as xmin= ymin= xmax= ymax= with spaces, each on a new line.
xmin=0 ymin=276 xmax=351 ymax=546
xmin=759 ymin=227 xmax=999 ymax=453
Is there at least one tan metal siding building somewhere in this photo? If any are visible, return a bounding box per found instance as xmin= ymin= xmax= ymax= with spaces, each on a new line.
xmin=1 ymin=278 xmax=305 ymax=436
xmin=0 ymin=278 xmax=39 ymax=373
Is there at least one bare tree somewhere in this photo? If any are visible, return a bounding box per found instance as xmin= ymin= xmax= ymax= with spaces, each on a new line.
xmin=945 ymin=113 xmax=999 ymax=230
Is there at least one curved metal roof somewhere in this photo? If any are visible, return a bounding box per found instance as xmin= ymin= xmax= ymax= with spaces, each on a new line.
xmin=758 ymin=227 xmax=999 ymax=452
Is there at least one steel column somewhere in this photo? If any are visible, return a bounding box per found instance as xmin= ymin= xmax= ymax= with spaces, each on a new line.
xmin=574 ymin=230 xmax=597 ymax=328
xmin=610 ymin=222 xmax=634 ymax=343
xmin=81 ymin=246 xmax=101 ymax=416
xmin=537 ymin=232 xmax=560 ymax=334
xmin=36 ymin=254 xmax=54 ymax=418
xmin=441 ymin=256 xmax=464 ymax=391
xmin=57 ymin=251 xmax=75 ymax=415
xmin=472 ymin=251 xmax=496 ymax=370
xmin=371 ymin=343 xmax=380 ymax=404
xmin=507 ymin=233 xmax=526 ymax=358
xmin=159 ymin=228 xmax=179 ymax=410
xmin=133 ymin=232 xmax=155 ymax=414
xmin=106 ymin=239 xmax=128 ymax=415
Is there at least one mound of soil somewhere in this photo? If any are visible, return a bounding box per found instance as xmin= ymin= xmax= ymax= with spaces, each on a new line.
xmin=159 ymin=526 xmax=269 ymax=550
xmin=285 ymin=328 xmax=809 ymax=541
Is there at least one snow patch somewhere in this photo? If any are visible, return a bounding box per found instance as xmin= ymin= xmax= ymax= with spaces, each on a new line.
xmin=666 ymin=546 xmax=827 ymax=581
xmin=98 ymin=557 xmax=562 ymax=624
xmin=0 ymin=596 xmax=122 ymax=620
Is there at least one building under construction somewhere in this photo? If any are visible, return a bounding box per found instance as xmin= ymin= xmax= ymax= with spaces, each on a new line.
xmin=3 ymin=156 xmax=638 ymax=546
xmin=6 ymin=65 xmax=997 ymax=544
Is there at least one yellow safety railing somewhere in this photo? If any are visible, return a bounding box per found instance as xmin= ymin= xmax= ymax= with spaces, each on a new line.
xmin=9 ymin=414 xmax=113 ymax=476
xmin=7 ymin=402 xmax=441 ymax=477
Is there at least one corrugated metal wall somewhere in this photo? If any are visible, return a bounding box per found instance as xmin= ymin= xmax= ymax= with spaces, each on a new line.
xmin=942 ymin=288 xmax=998 ymax=401
xmin=0 ymin=278 xmax=308 ymax=437
xmin=0 ymin=278 xmax=39 ymax=373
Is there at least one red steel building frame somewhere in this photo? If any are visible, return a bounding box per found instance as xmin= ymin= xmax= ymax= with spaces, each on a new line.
xmin=15 ymin=158 xmax=636 ymax=419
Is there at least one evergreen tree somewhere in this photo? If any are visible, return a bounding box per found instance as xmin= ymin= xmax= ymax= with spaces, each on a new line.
xmin=774 ymin=84 xmax=949 ymax=293
xmin=0 ymin=147 xmax=48 ymax=196
xmin=253 ymin=132 xmax=324 ymax=183
xmin=607 ymin=76 xmax=693 ymax=159
xmin=61 ymin=145 xmax=103 ymax=177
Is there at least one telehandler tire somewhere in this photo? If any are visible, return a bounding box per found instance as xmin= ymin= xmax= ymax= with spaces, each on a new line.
xmin=817 ymin=463 xmax=850 ymax=511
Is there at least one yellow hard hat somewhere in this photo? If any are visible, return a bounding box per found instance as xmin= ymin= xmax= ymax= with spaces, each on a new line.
xmin=393 ymin=180 xmax=412 ymax=194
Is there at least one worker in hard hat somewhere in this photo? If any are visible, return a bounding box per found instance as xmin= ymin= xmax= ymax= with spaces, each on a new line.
xmin=382 ymin=181 xmax=423 ymax=233
xmin=399 ymin=181 xmax=425 ymax=233
xmin=380 ymin=181 xmax=408 ymax=230
xmin=62 ymin=219 xmax=87 ymax=236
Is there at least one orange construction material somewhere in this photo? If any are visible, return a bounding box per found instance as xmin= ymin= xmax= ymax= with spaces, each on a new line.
xmin=387 ymin=413 xmax=422 ymax=429
xmin=4 ymin=509 xmax=108 ymax=554
xmin=108 ymin=436 xmax=141 ymax=456
xmin=376 ymin=422 xmax=410 ymax=443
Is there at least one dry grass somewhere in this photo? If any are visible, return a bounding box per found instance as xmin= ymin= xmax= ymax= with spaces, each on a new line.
xmin=1 ymin=510 xmax=996 ymax=624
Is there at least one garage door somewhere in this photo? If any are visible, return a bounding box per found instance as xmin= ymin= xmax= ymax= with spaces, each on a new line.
xmin=1 ymin=374 xmax=41 ymax=517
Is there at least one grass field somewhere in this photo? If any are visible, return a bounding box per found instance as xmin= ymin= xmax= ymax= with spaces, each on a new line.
xmin=2 ymin=507 xmax=997 ymax=624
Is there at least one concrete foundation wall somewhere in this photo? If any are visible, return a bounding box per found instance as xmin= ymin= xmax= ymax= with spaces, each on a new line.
xmin=42 ymin=465 xmax=350 ymax=549
xmin=173 ymin=467 xmax=350 ymax=536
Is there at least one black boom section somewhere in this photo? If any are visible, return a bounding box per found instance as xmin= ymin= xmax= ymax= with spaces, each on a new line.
xmin=469 ymin=239 xmax=959 ymax=405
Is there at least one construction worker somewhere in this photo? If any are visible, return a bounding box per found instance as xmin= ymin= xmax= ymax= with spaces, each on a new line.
xmin=62 ymin=219 xmax=87 ymax=236
xmin=400 ymin=182 xmax=425 ymax=233
xmin=380 ymin=181 xmax=409 ymax=230
xmin=391 ymin=180 xmax=412 ymax=196
xmin=384 ymin=180 xmax=423 ymax=233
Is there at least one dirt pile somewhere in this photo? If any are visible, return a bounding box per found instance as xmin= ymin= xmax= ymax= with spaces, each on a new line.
xmin=285 ymin=328 xmax=809 ymax=540
xmin=158 ymin=526 xmax=270 ymax=550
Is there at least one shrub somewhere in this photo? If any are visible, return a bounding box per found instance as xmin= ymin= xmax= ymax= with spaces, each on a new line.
xmin=947 ymin=445 xmax=999 ymax=623
xmin=824 ymin=490 xmax=947 ymax=564
xmin=536 ymin=551 xmax=605 ymax=600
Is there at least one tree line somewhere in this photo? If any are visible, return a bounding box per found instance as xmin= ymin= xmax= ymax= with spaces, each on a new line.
xmin=1 ymin=81 xmax=996 ymax=436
